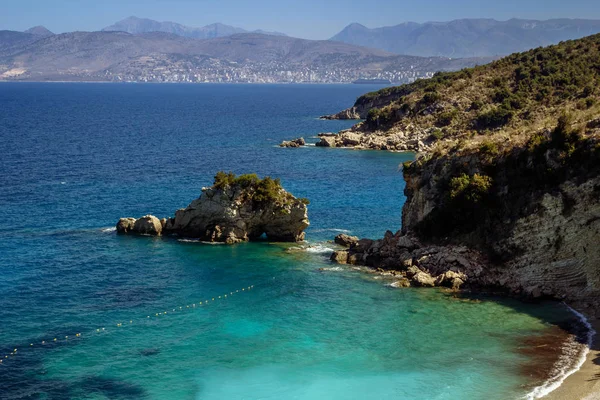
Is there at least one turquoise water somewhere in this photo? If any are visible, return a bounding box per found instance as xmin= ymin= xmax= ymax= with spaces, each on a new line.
xmin=0 ymin=83 xmax=575 ymax=399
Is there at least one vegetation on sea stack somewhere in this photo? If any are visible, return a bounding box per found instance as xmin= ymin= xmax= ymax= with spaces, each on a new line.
xmin=213 ymin=171 xmax=310 ymax=207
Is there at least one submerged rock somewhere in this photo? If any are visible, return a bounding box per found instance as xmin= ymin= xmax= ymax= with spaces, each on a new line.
xmin=117 ymin=172 xmax=310 ymax=244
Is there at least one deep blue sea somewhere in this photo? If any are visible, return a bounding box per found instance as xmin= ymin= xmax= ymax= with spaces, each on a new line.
xmin=0 ymin=83 xmax=577 ymax=399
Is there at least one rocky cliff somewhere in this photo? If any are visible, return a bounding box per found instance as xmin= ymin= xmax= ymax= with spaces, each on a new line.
xmin=327 ymin=34 xmax=600 ymax=315
xmin=117 ymin=172 xmax=310 ymax=244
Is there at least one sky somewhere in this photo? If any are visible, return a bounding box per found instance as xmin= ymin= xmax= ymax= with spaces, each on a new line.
xmin=2 ymin=0 xmax=600 ymax=39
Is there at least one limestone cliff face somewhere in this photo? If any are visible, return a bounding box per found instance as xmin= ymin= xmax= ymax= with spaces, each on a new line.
xmin=117 ymin=174 xmax=309 ymax=244
xmin=399 ymin=141 xmax=600 ymax=313
xmin=472 ymin=177 xmax=600 ymax=305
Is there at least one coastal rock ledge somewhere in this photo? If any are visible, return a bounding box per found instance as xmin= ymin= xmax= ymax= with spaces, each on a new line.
xmin=116 ymin=172 xmax=310 ymax=244
xmin=330 ymin=232 xmax=481 ymax=290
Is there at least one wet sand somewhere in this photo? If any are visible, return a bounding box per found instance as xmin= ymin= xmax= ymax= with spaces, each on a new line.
xmin=544 ymin=319 xmax=600 ymax=400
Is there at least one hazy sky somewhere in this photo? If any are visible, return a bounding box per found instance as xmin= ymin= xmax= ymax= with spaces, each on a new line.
xmin=2 ymin=0 xmax=600 ymax=39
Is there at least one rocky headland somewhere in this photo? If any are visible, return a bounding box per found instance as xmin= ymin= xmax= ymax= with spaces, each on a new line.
xmin=323 ymin=34 xmax=600 ymax=317
xmin=117 ymin=172 xmax=310 ymax=244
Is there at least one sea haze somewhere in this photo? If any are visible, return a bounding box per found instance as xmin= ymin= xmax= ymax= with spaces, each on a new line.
xmin=0 ymin=83 xmax=579 ymax=399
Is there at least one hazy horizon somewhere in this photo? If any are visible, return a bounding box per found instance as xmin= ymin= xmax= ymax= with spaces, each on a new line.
xmin=2 ymin=0 xmax=600 ymax=40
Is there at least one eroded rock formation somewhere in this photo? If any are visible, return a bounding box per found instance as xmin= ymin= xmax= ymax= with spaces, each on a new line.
xmin=117 ymin=173 xmax=310 ymax=244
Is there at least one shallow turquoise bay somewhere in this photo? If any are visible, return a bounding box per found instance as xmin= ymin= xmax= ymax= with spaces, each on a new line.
xmin=0 ymin=83 xmax=574 ymax=399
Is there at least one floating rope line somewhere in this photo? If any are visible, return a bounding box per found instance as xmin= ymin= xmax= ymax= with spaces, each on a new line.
xmin=0 ymin=284 xmax=255 ymax=366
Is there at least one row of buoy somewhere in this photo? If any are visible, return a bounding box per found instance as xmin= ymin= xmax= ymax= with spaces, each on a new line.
xmin=0 ymin=285 xmax=255 ymax=365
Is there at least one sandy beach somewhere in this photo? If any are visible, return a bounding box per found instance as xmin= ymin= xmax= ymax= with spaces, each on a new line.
xmin=545 ymin=319 xmax=600 ymax=400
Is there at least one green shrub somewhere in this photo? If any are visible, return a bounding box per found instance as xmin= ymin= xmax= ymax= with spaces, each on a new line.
xmin=436 ymin=110 xmax=458 ymax=127
xmin=253 ymin=177 xmax=283 ymax=204
xmin=449 ymin=173 xmax=493 ymax=203
xmin=476 ymin=107 xmax=514 ymax=129
xmin=470 ymin=100 xmax=484 ymax=111
xmin=430 ymin=129 xmax=444 ymax=140
xmin=214 ymin=171 xmax=236 ymax=189
xmin=420 ymin=92 xmax=442 ymax=107
xmin=212 ymin=172 xmax=299 ymax=206
xmin=479 ymin=140 xmax=499 ymax=157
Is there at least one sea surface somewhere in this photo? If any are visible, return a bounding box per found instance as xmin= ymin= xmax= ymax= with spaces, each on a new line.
xmin=0 ymin=83 xmax=581 ymax=399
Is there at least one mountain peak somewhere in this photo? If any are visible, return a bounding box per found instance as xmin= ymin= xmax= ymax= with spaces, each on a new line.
xmin=102 ymin=16 xmax=286 ymax=39
xmin=346 ymin=23 xmax=368 ymax=30
xmin=24 ymin=26 xmax=54 ymax=37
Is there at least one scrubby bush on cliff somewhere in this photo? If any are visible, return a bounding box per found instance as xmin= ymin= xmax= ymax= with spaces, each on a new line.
xmin=476 ymin=106 xmax=514 ymax=129
xmin=449 ymin=174 xmax=493 ymax=204
xmin=351 ymin=33 xmax=600 ymax=147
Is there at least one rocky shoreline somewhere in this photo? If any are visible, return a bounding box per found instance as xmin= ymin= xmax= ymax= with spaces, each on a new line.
xmin=329 ymin=232 xmax=482 ymax=290
xmin=313 ymin=128 xmax=435 ymax=152
xmin=117 ymin=173 xmax=310 ymax=244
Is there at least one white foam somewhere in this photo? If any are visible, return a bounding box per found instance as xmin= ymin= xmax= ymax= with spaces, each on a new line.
xmin=101 ymin=227 xmax=116 ymax=233
xmin=305 ymin=244 xmax=334 ymax=254
xmin=524 ymin=304 xmax=596 ymax=399
xmin=320 ymin=266 xmax=344 ymax=272
xmin=177 ymin=239 xmax=226 ymax=245
xmin=312 ymin=228 xmax=352 ymax=234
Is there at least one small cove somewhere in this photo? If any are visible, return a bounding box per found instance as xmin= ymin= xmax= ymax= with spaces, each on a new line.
xmin=0 ymin=82 xmax=587 ymax=399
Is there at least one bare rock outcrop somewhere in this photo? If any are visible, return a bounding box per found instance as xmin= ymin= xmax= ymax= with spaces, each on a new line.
xmin=330 ymin=230 xmax=483 ymax=290
xmin=334 ymin=233 xmax=359 ymax=247
xmin=117 ymin=173 xmax=310 ymax=244
xmin=279 ymin=137 xmax=305 ymax=148
xmin=320 ymin=107 xmax=362 ymax=120
xmin=116 ymin=215 xmax=163 ymax=235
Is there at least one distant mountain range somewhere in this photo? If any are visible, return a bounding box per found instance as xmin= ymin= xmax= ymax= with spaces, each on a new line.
xmin=330 ymin=18 xmax=600 ymax=58
xmin=0 ymin=30 xmax=487 ymax=83
xmin=102 ymin=16 xmax=287 ymax=39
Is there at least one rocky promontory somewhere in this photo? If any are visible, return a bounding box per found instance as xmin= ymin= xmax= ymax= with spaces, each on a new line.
xmin=117 ymin=172 xmax=310 ymax=244
xmin=325 ymin=34 xmax=600 ymax=315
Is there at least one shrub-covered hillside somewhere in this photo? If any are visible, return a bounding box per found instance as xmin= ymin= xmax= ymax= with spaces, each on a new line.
xmin=357 ymin=33 xmax=600 ymax=152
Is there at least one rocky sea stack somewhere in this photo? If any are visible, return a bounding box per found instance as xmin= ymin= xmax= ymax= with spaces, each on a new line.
xmin=117 ymin=172 xmax=310 ymax=244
